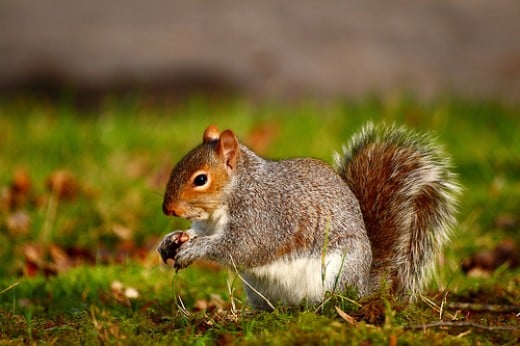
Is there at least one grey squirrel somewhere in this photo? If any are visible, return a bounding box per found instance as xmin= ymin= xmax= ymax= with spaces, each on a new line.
xmin=158 ymin=123 xmax=461 ymax=309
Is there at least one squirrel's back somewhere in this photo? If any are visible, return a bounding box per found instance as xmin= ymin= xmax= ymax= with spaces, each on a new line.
xmin=336 ymin=123 xmax=461 ymax=299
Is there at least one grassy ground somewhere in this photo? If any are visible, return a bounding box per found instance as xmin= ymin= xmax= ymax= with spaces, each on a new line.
xmin=0 ymin=95 xmax=519 ymax=345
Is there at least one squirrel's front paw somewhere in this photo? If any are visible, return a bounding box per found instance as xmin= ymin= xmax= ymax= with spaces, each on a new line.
xmin=157 ymin=231 xmax=190 ymax=265
xmin=173 ymin=240 xmax=202 ymax=270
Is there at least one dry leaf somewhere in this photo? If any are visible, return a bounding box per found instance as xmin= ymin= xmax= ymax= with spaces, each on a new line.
xmin=335 ymin=305 xmax=358 ymax=325
xmin=109 ymin=281 xmax=139 ymax=305
xmin=112 ymin=224 xmax=133 ymax=240
xmin=24 ymin=244 xmax=44 ymax=265
xmin=493 ymin=213 xmax=517 ymax=230
xmin=462 ymin=238 xmax=519 ymax=275
xmin=23 ymin=244 xmax=56 ymax=277
xmin=246 ymin=121 xmax=279 ymax=155
xmin=111 ymin=281 xmax=124 ymax=292
xmin=11 ymin=169 xmax=31 ymax=195
xmin=46 ymin=170 xmax=79 ymax=200
xmin=49 ymin=244 xmax=72 ymax=273
xmin=7 ymin=169 xmax=32 ymax=209
xmin=124 ymin=287 xmax=139 ymax=299
xmin=388 ymin=334 xmax=397 ymax=346
xmin=6 ymin=210 xmax=31 ymax=236
xmin=194 ymin=294 xmax=226 ymax=312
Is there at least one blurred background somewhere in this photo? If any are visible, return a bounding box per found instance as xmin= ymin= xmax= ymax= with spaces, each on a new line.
xmin=1 ymin=0 xmax=519 ymax=104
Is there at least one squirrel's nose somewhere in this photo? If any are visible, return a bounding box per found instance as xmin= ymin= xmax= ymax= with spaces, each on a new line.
xmin=162 ymin=202 xmax=178 ymax=217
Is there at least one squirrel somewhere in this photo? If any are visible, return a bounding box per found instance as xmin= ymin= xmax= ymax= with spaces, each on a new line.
xmin=157 ymin=123 xmax=461 ymax=309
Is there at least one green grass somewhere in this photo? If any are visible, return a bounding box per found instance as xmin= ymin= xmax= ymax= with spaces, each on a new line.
xmin=0 ymin=95 xmax=519 ymax=345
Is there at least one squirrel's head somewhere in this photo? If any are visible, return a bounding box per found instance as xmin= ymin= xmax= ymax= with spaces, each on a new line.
xmin=162 ymin=125 xmax=240 ymax=221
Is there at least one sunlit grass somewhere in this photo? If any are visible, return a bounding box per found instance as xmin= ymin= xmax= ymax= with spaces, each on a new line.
xmin=0 ymin=95 xmax=519 ymax=344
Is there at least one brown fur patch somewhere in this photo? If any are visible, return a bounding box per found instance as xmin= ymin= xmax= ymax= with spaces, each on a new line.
xmin=275 ymin=218 xmax=312 ymax=257
xmin=345 ymin=143 xmax=421 ymax=291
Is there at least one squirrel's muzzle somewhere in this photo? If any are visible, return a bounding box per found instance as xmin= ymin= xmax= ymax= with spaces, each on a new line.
xmin=162 ymin=202 xmax=178 ymax=217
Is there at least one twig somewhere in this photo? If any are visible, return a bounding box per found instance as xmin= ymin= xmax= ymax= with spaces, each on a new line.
xmin=447 ymin=302 xmax=520 ymax=313
xmin=329 ymin=293 xmax=362 ymax=308
xmin=405 ymin=321 xmax=519 ymax=331
xmin=0 ymin=281 xmax=19 ymax=295
xmin=314 ymin=296 xmax=332 ymax=313
xmin=226 ymin=276 xmax=241 ymax=318
xmin=439 ymin=291 xmax=448 ymax=320
xmin=420 ymin=294 xmax=456 ymax=320
xmin=176 ymin=294 xmax=191 ymax=318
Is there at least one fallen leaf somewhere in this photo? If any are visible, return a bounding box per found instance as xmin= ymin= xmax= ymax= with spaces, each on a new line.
xmin=388 ymin=334 xmax=397 ymax=346
xmin=194 ymin=294 xmax=226 ymax=312
xmin=65 ymin=246 xmax=96 ymax=265
xmin=124 ymin=287 xmax=139 ymax=299
xmin=194 ymin=299 xmax=208 ymax=311
xmin=24 ymin=244 xmax=44 ymax=265
xmin=112 ymin=224 xmax=133 ymax=240
xmin=246 ymin=121 xmax=279 ymax=155
xmin=462 ymin=238 xmax=520 ymax=275
xmin=6 ymin=210 xmax=31 ymax=236
xmin=109 ymin=281 xmax=139 ymax=305
xmin=23 ymin=244 xmax=57 ymax=277
xmin=11 ymin=169 xmax=31 ymax=195
xmin=336 ymin=305 xmax=358 ymax=325
xmin=46 ymin=170 xmax=79 ymax=200
xmin=49 ymin=244 xmax=72 ymax=273
xmin=7 ymin=169 xmax=32 ymax=209
xmin=111 ymin=281 xmax=124 ymax=292
xmin=216 ymin=333 xmax=236 ymax=346
xmin=493 ymin=213 xmax=517 ymax=230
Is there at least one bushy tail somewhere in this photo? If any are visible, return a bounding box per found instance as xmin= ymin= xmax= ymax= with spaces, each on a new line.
xmin=335 ymin=123 xmax=461 ymax=300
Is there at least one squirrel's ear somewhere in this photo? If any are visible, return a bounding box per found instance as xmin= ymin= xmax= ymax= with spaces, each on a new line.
xmin=217 ymin=129 xmax=239 ymax=171
xmin=203 ymin=125 xmax=220 ymax=144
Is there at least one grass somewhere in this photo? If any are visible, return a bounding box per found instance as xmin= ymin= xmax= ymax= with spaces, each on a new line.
xmin=0 ymin=94 xmax=519 ymax=345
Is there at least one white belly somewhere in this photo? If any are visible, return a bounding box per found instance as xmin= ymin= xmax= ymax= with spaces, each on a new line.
xmin=242 ymin=252 xmax=345 ymax=306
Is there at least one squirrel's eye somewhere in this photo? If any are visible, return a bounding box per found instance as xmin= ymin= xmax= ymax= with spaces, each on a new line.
xmin=193 ymin=174 xmax=208 ymax=187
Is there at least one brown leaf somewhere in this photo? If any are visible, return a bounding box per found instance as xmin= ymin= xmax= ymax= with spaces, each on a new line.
xmin=335 ymin=305 xmax=358 ymax=325
xmin=124 ymin=287 xmax=139 ymax=299
xmin=216 ymin=333 xmax=236 ymax=346
xmin=46 ymin=170 xmax=79 ymax=200
xmin=6 ymin=210 xmax=31 ymax=236
xmin=109 ymin=281 xmax=139 ymax=306
xmin=462 ymin=238 xmax=520 ymax=274
xmin=11 ymin=169 xmax=31 ymax=195
xmin=194 ymin=294 xmax=226 ymax=312
xmin=7 ymin=169 xmax=32 ymax=209
xmin=194 ymin=299 xmax=208 ymax=311
xmin=65 ymin=246 xmax=96 ymax=265
xmin=24 ymin=258 xmax=39 ymax=277
xmin=110 ymin=280 xmax=124 ymax=293
xmin=23 ymin=244 xmax=44 ymax=265
xmin=112 ymin=224 xmax=133 ymax=240
xmin=49 ymin=244 xmax=72 ymax=273
xmin=388 ymin=334 xmax=397 ymax=346
xmin=493 ymin=213 xmax=518 ymax=230
xmin=23 ymin=244 xmax=57 ymax=277
xmin=246 ymin=121 xmax=279 ymax=155
xmin=115 ymin=240 xmax=137 ymax=262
